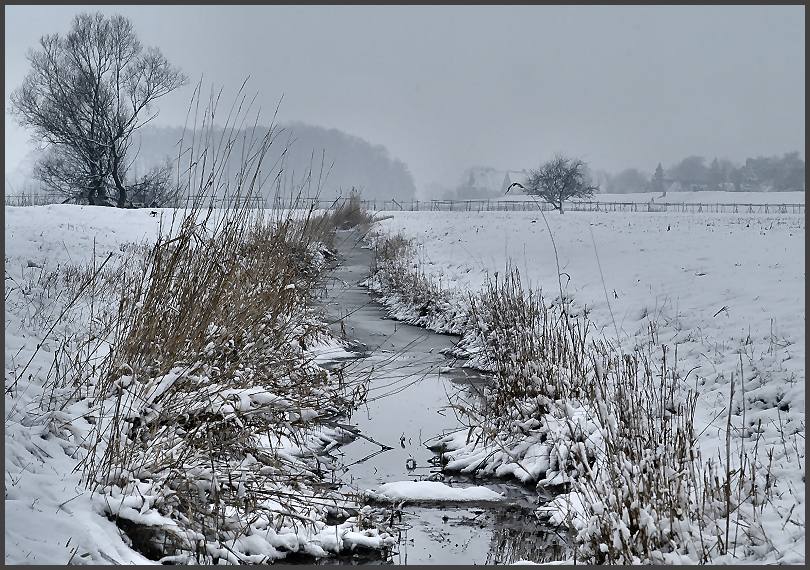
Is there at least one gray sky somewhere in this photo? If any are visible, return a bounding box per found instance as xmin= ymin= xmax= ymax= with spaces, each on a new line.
xmin=4 ymin=5 xmax=805 ymax=194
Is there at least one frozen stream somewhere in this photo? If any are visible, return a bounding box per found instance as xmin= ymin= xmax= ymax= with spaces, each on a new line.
xmin=316 ymin=230 xmax=568 ymax=565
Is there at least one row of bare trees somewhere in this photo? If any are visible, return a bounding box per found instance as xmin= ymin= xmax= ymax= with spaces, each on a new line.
xmin=10 ymin=13 xmax=186 ymax=206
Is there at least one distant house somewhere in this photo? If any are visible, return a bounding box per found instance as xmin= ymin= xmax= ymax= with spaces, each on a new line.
xmin=501 ymin=170 xmax=530 ymax=193
xmin=456 ymin=167 xmax=505 ymax=198
xmin=452 ymin=167 xmax=532 ymax=198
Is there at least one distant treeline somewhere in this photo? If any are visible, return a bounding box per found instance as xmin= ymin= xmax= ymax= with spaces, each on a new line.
xmin=123 ymin=123 xmax=416 ymax=201
xmin=443 ymin=152 xmax=805 ymax=201
xmin=7 ymin=123 xmax=417 ymax=201
xmin=601 ymin=152 xmax=805 ymax=194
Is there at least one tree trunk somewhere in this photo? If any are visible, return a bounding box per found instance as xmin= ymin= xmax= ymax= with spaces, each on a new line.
xmin=90 ymin=175 xmax=106 ymax=206
xmin=95 ymin=184 xmax=115 ymax=206
xmin=87 ymin=163 xmax=102 ymax=205
xmin=111 ymin=153 xmax=128 ymax=208
xmin=559 ymin=196 xmax=564 ymax=214
xmin=113 ymin=173 xmax=127 ymax=208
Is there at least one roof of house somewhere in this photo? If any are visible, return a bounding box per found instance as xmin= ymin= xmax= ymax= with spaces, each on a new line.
xmin=502 ymin=170 xmax=530 ymax=192
xmin=463 ymin=167 xmax=505 ymax=192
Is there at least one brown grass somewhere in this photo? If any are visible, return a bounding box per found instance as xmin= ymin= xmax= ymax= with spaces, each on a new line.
xmin=39 ymin=82 xmax=389 ymax=562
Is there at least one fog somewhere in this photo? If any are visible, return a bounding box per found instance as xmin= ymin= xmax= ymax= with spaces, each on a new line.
xmin=5 ymin=5 xmax=804 ymax=198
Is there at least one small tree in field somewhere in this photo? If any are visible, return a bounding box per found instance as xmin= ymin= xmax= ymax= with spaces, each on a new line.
xmin=10 ymin=12 xmax=186 ymax=206
xmin=509 ymin=155 xmax=598 ymax=213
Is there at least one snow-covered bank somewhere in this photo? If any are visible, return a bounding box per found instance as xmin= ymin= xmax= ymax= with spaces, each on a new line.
xmin=364 ymin=210 xmax=804 ymax=564
xmin=5 ymin=205 xmax=395 ymax=564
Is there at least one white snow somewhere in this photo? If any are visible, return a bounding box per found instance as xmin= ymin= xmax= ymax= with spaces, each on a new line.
xmin=373 ymin=210 xmax=804 ymax=378
xmin=367 ymin=480 xmax=504 ymax=502
xmin=4 ymin=207 xmax=174 ymax=564
xmin=367 ymin=204 xmax=805 ymax=564
xmin=4 ymin=204 xmax=394 ymax=564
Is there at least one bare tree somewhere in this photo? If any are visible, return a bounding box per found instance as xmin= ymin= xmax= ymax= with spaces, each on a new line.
xmin=509 ymin=154 xmax=598 ymax=213
xmin=9 ymin=12 xmax=186 ymax=206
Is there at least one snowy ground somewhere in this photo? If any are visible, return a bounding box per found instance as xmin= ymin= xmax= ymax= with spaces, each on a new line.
xmin=4 ymin=207 xmax=170 ymax=563
xmin=374 ymin=210 xmax=804 ymax=361
xmin=369 ymin=207 xmax=805 ymax=563
xmin=5 ymin=204 xmax=804 ymax=564
xmin=4 ymin=205 xmax=394 ymax=564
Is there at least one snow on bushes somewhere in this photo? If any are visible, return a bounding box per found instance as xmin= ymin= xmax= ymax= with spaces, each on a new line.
xmin=4 ymin=205 xmax=397 ymax=564
xmin=363 ymin=223 xmax=804 ymax=564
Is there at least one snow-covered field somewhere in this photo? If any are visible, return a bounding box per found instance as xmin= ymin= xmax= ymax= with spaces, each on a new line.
xmin=500 ymin=190 xmax=806 ymax=204
xmin=375 ymin=210 xmax=804 ymax=361
xmin=369 ymin=207 xmax=805 ymax=563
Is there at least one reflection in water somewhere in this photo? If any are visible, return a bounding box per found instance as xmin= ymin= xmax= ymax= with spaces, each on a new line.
xmin=485 ymin=506 xmax=573 ymax=564
xmin=382 ymin=502 xmax=573 ymax=565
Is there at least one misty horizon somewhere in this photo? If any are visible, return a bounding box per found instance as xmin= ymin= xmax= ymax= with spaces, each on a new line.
xmin=5 ymin=5 xmax=805 ymax=197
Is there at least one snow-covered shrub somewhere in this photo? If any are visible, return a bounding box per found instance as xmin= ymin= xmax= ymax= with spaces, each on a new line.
xmin=555 ymin=346 xmax=708 ymax=563
xmin=365 ymin=233 xmax=465 ymax=334
xmin=363 ymin=225 xmax=801 ymax=564
xmin=464 ymin=266 xmax=591 ymax=430
xmin=540 ymin=342 xmax=786 ymax=564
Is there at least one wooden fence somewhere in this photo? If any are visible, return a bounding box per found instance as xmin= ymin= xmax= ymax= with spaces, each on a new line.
xmin=4 ymin=193 xmax=76 ymax=206
xmin=4 ymin=193 xmax=805 ymax=215
xmin=348 ymin=199 xmax=805 ymax=215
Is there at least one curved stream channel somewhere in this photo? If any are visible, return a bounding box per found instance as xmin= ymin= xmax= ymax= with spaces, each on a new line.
xmin=315 ymin=230 xmax=568 ymax=565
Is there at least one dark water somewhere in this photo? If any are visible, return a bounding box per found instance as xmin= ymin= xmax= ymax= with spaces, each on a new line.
xmin=316 ymin=230 xmax=569 ymax=565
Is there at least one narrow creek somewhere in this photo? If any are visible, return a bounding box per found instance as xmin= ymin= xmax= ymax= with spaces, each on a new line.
xmin=316 ymin=230 xmax=568 ymax=565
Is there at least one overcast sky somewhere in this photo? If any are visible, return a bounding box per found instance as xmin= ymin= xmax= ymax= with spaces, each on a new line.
xmin=4 ymin=5 xmax=805 ymax=194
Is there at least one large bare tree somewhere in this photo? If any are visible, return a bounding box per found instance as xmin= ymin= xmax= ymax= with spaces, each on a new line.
xmin=509 ymin=155 xmax=599 ymax=213
xmin=10 ymin=12 xmax=186 ymax=206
